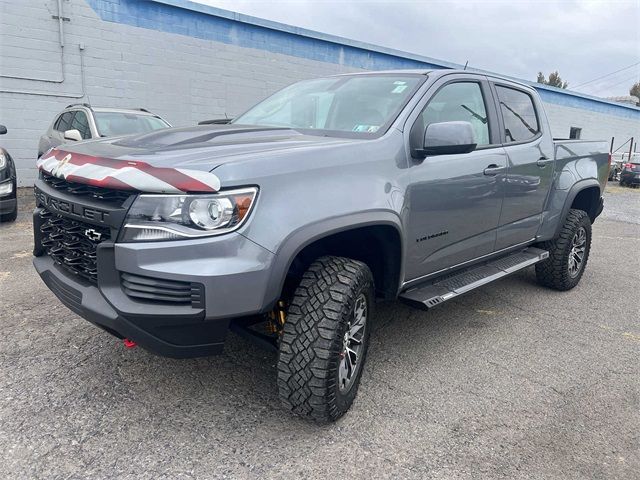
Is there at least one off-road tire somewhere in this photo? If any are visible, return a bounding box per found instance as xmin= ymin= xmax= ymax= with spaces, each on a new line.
xmin=535 ymin=209 xmax=592 ymax=291
xmin=277 ymin=256 xmax=374 ymax=423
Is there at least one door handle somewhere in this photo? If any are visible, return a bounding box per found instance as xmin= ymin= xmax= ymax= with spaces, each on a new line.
xmin=537 ymin=156 xmax=552 ymax=167
xmin=483 ymin=164 xmax=505 ymax=176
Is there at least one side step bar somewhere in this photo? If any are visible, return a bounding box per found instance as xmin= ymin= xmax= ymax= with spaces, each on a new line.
xmin=399 ymin=247 xmax=549 ymax=310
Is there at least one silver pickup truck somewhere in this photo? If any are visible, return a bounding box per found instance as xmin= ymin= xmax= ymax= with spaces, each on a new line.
xmin=32 ymin=70 xmax=608 ymax=422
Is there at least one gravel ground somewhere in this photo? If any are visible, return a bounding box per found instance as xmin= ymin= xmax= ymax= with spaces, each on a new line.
xmin=600 ymin=183 xmax=640 ymax=225
xmin=0 ymin=186 xmax=638 ymax=479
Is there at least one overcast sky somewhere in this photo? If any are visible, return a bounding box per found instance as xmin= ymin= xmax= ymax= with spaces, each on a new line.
xmin=195 ymin=0 xmax=640 ymax=98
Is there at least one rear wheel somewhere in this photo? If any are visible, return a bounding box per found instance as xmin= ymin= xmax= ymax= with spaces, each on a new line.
xmin=277 ymin=256 xmax=374 ymax=423
xmin=535 ymin=209 xmax=592 ymax=291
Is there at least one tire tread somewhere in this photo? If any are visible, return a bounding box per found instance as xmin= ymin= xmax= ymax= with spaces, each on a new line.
xmin=535 ymin=208 xmax=591 ymax=291
xmin=277 ymin=256 xmax=372 ymax=423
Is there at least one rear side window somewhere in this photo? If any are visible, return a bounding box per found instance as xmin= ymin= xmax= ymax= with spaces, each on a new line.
xmin=416 ymin=82 xmax=490 ymax=146
xmin=54 ymin=112 xmax=74 ymax=132
xmin=495 ymin=86 xmax=539 ymax=143
xmin=70 ymin=111 xmax=91 ymax=139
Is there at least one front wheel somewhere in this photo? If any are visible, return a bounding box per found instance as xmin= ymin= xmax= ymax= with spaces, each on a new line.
xmin=277 ymin=256 xmax=374 ymax=423
xmin=535 ymin=209 xmax=592 ymax=291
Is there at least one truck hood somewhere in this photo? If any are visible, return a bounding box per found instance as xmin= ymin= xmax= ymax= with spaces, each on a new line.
xmin=37 ymin=125 xmax=358 ymax=193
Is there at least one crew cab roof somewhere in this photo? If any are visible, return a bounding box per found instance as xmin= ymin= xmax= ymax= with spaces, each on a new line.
xmin=333 ymin=69 xmax=535 ymax=91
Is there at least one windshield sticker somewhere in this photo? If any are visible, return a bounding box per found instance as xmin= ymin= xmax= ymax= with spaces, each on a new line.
xmin=353 ymin=124 xmax=380 ymax=133
xmin=391 ymin=85 xmax=408 ymax=94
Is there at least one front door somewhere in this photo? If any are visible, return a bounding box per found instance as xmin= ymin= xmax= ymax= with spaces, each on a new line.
xmin=405 ymin=78 xmax=507 ymax=281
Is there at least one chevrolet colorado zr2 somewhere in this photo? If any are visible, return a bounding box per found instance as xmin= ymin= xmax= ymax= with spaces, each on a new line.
xmin=33 ymin=70 xmax=608 ymax=422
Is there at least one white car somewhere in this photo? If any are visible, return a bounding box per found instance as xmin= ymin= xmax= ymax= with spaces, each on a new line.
xmin=38 ymin=104 xmax=171 ymax=157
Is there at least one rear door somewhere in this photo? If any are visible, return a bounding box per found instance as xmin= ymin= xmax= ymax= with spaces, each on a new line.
xmin=404 ymin=74 xmax=508 ymax=281
xmin=491 ymin=83 xmax=554 ymax=250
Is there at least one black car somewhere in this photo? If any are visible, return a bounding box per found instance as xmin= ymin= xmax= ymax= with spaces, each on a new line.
xmin=619 ymin=159 xmax=640 ymax=187
xmin=0 ymin=124 xmax=17 ymax=222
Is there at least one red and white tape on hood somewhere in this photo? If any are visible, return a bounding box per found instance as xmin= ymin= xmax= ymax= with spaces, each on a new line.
xmin=37 ymin=149 xmax=220 ymax=193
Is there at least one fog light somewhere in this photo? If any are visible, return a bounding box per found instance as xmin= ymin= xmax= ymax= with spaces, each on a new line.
xmin=0 ymin=181 xmax=13 ymax=196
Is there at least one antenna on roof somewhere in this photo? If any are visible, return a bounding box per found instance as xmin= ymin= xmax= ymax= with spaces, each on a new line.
xmin=463 ymin=61 xmax=469 ymax=71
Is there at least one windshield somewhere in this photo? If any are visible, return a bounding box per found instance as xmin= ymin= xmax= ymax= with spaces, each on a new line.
xmin=233 ymin=74 xmax=423 ymax=136
xmin=94 ymin=112 xmax=170 ymax=137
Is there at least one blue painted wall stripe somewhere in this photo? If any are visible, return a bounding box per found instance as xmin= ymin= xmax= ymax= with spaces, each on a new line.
xmin=537 ymin=88 xmax=640 ymax=120
xmin=85 ymin=0 xmax=640 ymax=121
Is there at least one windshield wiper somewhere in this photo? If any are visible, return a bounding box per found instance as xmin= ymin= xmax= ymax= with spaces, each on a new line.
xmin=500 ymin=101 xmax=537 ymax=135
xmin=460 ymin=104 xmax=487 ymax=124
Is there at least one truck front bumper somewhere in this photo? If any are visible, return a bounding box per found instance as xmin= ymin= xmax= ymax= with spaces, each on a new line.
xmin=33 ymin=213 xmax=276 ymax=358
xmin=0 ymin=179 xmax=16 ymax=215
xmin=0 ymin=195 xmax=16 ymax=215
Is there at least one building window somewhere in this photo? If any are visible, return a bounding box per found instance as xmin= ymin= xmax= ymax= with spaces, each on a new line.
xmin=569 ymin=127 xmax=582 ymax=139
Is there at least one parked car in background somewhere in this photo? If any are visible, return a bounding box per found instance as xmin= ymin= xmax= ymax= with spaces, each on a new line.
xmin=0 ymin=124 xmax=17 ymax=223
xmin=619 ymin=154 xmax=640 ymax=187
xmin=38 ymin=104 xmax=171 ymax=157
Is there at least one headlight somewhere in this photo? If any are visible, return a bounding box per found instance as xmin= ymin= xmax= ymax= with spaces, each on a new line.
xmin=120 ymin=187 xmax=258 ymax=242
xmin=0 ymin=151 xmax=6 ymax=170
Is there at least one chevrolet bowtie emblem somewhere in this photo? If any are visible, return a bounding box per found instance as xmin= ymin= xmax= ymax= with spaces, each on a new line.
xmin=84 ymin=228 xmax=102 ymax=241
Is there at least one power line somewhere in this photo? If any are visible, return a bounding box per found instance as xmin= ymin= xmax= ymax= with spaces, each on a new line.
xmin=584 ymin=71 xmax=640 ymax=95
xmin=599 ymin=72 xmax=640 ymax=89
xmin=572 ymin=61 xmax=640 ymax=89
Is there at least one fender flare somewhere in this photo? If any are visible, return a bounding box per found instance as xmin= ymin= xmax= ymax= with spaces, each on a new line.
xmin=554 ymin=179 xmax=601 ymax=237
xmin=261 ymin=210 xmax=404 ymax=309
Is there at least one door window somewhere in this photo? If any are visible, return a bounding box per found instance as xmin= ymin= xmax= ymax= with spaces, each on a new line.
xmin=495 ymin=86 xmax=539 ymax=143
xmin=54 ymin=112 xmax=74 ymax=132
xmin=70 ymin=111 xmax=91 ymax=139
xmin=417 ymin=82 xmax=491 ymax=146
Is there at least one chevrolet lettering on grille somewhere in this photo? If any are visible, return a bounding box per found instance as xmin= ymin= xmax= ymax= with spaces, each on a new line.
xmin=35 ymin=188 xmax=111 ymax=224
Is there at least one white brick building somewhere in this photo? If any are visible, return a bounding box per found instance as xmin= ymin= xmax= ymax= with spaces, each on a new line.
xmin=1 ymin=0 xmax=639 ymax=185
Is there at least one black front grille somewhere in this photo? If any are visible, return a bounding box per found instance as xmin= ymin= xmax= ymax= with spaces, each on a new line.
xmin=40 ymin=209 xmax=110 ymax=283
xmin=42 ymin=173 xmax=133 ymax=205
xmin=121 ymin=273 xmax=204 ymax=307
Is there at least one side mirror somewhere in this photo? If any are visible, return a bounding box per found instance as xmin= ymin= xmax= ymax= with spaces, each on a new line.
xmin=416 ymin=121 xmax=477 ymax=158
xmin=0 ymin=125 xmax=6 ymax=135
xmin=64 ymin=129 xmax=83 ymax=142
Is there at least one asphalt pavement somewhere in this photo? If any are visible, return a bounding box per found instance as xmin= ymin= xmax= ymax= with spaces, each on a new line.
xmin=0 ymin=185 xmax=638 ymax=479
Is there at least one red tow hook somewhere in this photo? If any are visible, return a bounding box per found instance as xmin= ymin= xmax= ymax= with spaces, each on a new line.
xmin=123 ymin=338 xmax=137 ymax=349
